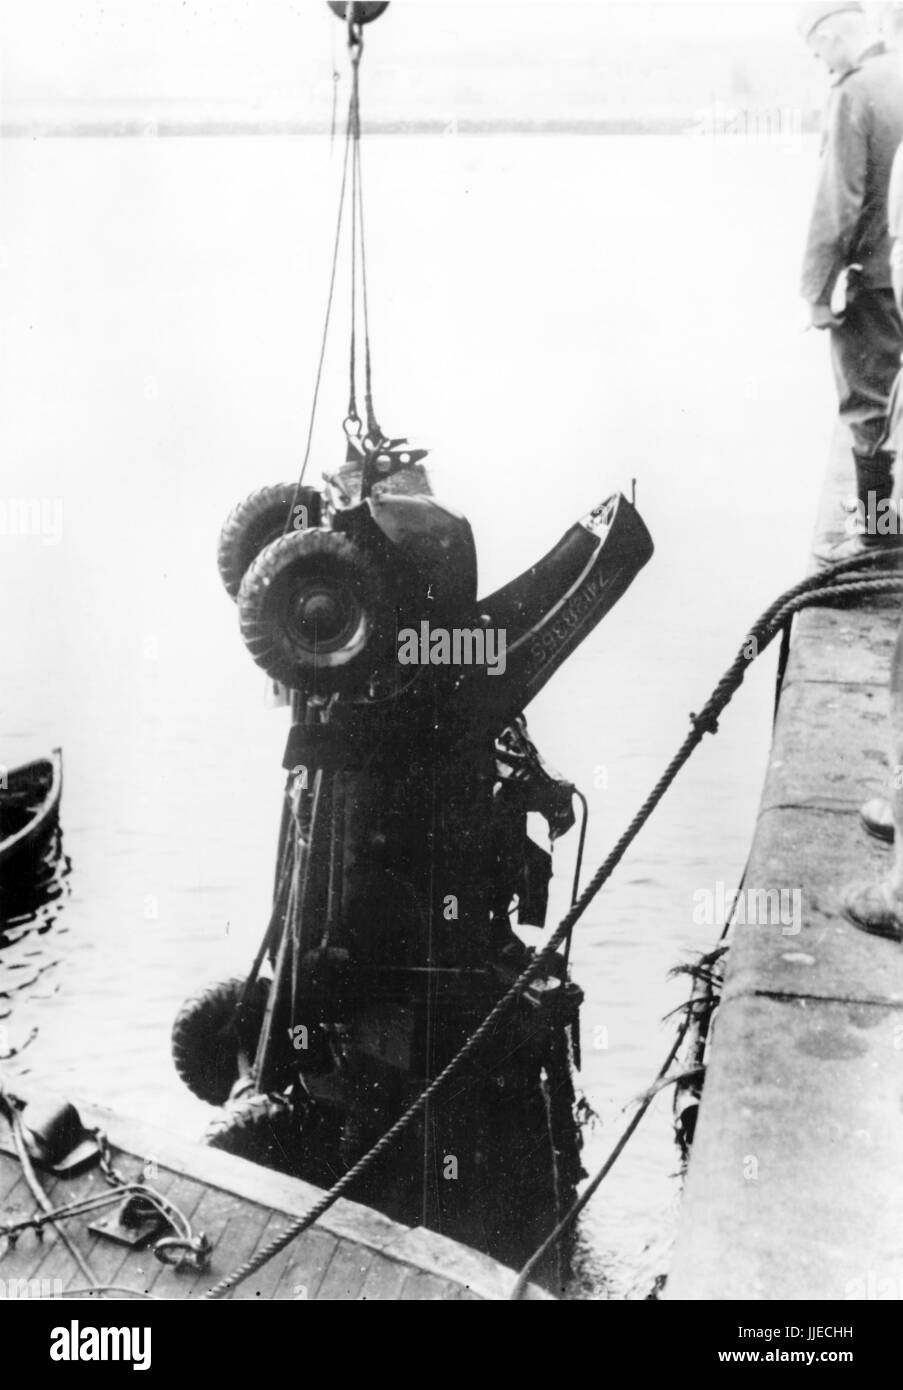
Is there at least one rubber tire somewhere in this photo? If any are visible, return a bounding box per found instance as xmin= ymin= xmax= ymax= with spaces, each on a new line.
xmin=204 ymin=1091 xmax=295 ymax=1170
xmin=217 ymin=483 xmax=320 ymax=601
xmin=328 ymin=3 xmax=390 ymax=24
xmin=237 ymin=529 xmax=393 ymax=694
xmin=171 ymin=977 xmax=266 ymax=1106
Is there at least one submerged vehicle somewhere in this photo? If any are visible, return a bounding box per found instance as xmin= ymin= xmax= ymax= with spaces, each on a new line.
xmin=174 ymin=467 xmax=652 ymax=1266
xmin=171 ymin=2 xmax=654 ymax=1275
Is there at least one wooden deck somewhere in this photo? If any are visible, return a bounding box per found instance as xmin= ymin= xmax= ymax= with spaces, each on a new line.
xmin=0 ymin=1096 xmax=551 ymax=1300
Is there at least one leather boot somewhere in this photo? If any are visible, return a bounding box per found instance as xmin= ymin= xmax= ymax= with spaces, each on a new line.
xmin=856 ymin=450 xmax=899 ymax=543
xmin=815 ymin=449 xmax=901 ymax=563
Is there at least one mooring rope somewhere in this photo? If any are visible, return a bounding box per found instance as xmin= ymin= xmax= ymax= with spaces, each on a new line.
xmin=202 ymin=549 xmax=903 ymax=1299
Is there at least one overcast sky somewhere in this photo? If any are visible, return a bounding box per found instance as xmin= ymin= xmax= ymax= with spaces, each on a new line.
xmin=1 ymin=1 xmax=897 ymax=124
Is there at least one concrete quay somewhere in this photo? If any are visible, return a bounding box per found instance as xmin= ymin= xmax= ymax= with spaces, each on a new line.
xmin=666 ymin=433 xmax=903 ymax=1302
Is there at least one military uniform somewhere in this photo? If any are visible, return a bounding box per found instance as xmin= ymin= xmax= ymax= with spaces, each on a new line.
xmin=802 ymin=42 xmax=903 ymax=505
xmin=883 ymin=141 xmax=903 ymax=462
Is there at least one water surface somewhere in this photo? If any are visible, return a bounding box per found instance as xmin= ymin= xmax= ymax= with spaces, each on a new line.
xmin=0 ymin=131 xmax=830 ymax=1297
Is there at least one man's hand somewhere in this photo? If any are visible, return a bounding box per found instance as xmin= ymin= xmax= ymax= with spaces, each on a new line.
xmin=810 ymin=301 xmax=844 ymax=330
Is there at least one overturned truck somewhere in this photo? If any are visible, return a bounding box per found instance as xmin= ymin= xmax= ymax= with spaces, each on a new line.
xmin=171 ymin=443 xmax=652 ymax=1271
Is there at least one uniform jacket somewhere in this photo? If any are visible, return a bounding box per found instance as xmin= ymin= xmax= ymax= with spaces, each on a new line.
xmin=881 ymin=144 xmax=903 ymax=458
xmin=889 ymin=141 xmax=903 ymax=307
xmin=801 ymin=44 xmax=903 ymax=303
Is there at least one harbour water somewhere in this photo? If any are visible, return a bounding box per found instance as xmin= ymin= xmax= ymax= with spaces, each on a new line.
xmin=0 ymin=130 xmax=830 ymax=1297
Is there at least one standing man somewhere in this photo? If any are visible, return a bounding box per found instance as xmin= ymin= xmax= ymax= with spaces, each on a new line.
xmin=839 ymin=97 xmax=903 ymax=934
xmin=799 ymin=1 xmax=903 ymax=561
xmin=838 ymin=134 xmax=903 ymax=935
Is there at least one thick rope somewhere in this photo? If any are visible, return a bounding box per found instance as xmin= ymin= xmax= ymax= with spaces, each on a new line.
xmin=203 ymin=554 xmax=903 ymax=1299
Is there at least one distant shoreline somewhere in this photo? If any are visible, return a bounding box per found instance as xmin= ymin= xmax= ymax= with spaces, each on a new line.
xmin=0 ymin=114 xmax=821 ymax=139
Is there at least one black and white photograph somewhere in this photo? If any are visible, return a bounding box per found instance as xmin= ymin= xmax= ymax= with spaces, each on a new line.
xmin=1 ymin=0 xmax=901 ymax=1344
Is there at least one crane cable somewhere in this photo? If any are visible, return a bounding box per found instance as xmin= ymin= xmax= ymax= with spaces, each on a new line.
xmin=287 ymin=12 xmax=377 ymax=526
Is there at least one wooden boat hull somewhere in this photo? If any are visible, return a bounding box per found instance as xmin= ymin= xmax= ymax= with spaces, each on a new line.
xmin=0 ymin=749 xmax=63 ymax=873
xmin=0 ymin=1092 xmax=552 ymax=1300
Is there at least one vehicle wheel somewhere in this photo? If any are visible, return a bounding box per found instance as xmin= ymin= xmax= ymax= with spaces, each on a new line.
xmin=217 ymin=483 xmax=321 ymax=601
xmin=328 ymin=2 xmax=390 ymax=23
xmin=237 ymin=529 xmax=393 ymax=694
xmin=204 ymin=1090 xmax=295 ymax=1170
xmin=171 ymin=976 xmax=267 ymax=1105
